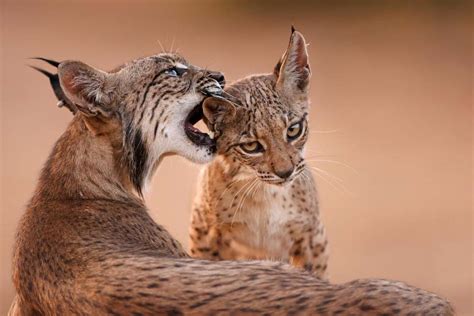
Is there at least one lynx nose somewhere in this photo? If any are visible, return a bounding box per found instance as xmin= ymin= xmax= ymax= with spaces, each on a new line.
xmin=208 ymin=71 xmax=225 ymax=87
xmin=275 ymin=168 xmax=294 ymax=180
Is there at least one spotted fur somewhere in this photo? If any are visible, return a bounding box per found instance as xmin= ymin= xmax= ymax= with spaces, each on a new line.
xmin=190 ymin=31 xmax=329 ymax=278
xmin=10 ymin=50 xmax=454 ymax=315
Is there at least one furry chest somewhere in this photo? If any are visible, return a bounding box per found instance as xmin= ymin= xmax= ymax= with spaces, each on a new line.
xmin=236 ymin=189 xmax=297 ymax=260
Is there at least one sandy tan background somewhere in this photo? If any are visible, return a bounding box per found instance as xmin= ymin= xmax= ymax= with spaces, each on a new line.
xmin=1 ymin=0 xmax=472 ymax=314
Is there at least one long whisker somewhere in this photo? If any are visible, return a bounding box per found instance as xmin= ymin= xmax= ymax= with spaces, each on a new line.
xmin=301 ymin=172 xmax=313 ymax=188
xmin=309 ymin=129 xmax=340 ymax=134
xmin=231 ymin=179 xmax=257 ymax=226
xmin=235 ymin=179 xmax=256 ymax=214
xmin=251 ymin=180 xmax=262 ymax=199
xmin=236 ymin=178 xmax=258 ymax=216
xmin=227 ymin=179 xmax=253 ymax=214
xmin=303 ymin=148 xmax=337 ymax=157
xmin=308 ymin=168 xmax=345 ymax=194
xmin=302 ymin=171 xmax=316 ymax=187
xmin=305 ymin=159 xmax=359 ymax=174
xmin=309 ymin=167 xmax=354 ymax=196
xmin=217 ymin=178 xmax=243 ymax=201
xmin=309 ymin=166 xmax=345 ymax=184
xmin=170 ymin=36 xmax=176 ymax=53
xmin=157 ymin=39 xmax=166 ymax=53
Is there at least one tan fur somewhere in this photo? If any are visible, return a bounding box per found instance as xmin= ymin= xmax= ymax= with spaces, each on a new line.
xmin=190 ymin=161 xmax=329 ymax=276
xmin=190 ymin=31 xmax=329 ymax=278
xmin=11 ymin=49 xmax=454 ymax=315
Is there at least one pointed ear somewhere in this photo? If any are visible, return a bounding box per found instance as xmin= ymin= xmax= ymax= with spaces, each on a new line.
xmin=274 ymin=28 xmax=311 ymax=94
xmin=202 ymin=97 xmax=236 ymax=127
xmin=58 ymin=61 xmax=113 ymax=117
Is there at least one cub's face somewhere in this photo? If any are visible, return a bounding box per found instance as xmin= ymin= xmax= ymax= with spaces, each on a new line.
xmin=206 ymin=76 xmax=309 ymax=185
xmin=203 ymin=30 xmax=311 ymax=185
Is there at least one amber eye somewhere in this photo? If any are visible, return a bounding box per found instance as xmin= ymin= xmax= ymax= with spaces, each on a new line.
xmin=287 ymin=122 xmax=303 ymax=140
xmin=240 ymin=141 xmax=264 ymax=154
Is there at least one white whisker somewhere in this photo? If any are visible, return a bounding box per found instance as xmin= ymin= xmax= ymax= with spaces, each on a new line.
xmin=309 ymin=168 xmax=345 ymax=194
xmin=305 ymin=159 xmax=359 ymax=174
xmin=309 ymin=129 xmax=340 ymax=134
xmin=309 ymin=166 xmax=354 ymax=196
xmin=227 ymin=179 xmax=253 ymax=210
xmin=217 ymin=178 xmax=243 ymax=201
xmin=231 ymin=178 xmax=258 ymax=226
xmin=157 ymin=39 xmax=165 ymax=53
xmin=170 ymin=37 xmax=176 ymax=53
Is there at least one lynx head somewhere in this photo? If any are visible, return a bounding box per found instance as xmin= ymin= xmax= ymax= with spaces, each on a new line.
xmin=34 ymin=53 xmax=224 ymax=194
xmin=203 ymin=29 xmax=310 ymax=185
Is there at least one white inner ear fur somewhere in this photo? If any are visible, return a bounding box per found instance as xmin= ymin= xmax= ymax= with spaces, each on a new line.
xmin=58 ymin=61 xmax=112 ymax=112
xmin=72 ymin=71 xmax=111 ymax=105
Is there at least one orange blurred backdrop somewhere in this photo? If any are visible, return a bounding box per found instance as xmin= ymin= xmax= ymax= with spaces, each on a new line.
xmin=0 ymin=0 xmax=472 ymax=314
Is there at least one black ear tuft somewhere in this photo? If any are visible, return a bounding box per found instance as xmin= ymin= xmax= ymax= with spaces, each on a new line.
xmin=30 ymin=62 xmax=77 ymax=114
xmin=274 ymin=26 xmax=298 ymax=77
xmin=29 ymin=65 xmax=54 ymax=79
xmin=30 ymin=57 xmax=61 ymax=67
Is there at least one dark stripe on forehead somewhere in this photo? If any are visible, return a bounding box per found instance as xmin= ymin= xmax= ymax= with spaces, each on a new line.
xmin=154 ymin=54 xmax=187 ymax=65
xmin=152 ymin=56 xmax=172 ymax=63
xmin=138 ymin=73 xmax=160 ymax=110
xmin=137 ymin=67 xmax=174 ymax=111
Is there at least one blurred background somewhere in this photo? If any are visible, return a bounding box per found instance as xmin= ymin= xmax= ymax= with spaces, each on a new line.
xmin=0 ymin=0 xmax=472 ymax=314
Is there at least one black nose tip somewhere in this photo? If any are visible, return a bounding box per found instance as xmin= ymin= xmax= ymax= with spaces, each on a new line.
xmin=209 ymin=71 xmax=225 ymax=87
xmin=275 ymin=168 xmax=294 ymax=179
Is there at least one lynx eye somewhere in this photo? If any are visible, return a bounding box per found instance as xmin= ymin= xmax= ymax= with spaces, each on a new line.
xmin=165 ymin=68 xmax=178 ymax=77
xmin=240 ymin=141 xmax=264 ymax=154
xmin=165 ymin=67 xmax=188 ymax=77
xmin=287 ymin=122 xmax=303 ymax=140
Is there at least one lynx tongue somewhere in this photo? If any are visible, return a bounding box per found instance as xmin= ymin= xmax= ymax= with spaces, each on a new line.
xmin=184 ymin=103 xmax=215 ymax=148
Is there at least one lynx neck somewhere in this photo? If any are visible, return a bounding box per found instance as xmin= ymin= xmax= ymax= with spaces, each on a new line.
xmin=34 ymin=115 xmax=140 ymax=205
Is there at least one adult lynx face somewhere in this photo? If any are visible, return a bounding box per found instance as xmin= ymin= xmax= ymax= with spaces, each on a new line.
xmin=37 ymin=53 xmax=224 ymax=194
xmin=203 ymin=30 xmax=311 ymax=185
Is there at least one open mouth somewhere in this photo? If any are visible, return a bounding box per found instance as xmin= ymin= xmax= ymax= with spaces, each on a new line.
xmin=184 ymin=102 xmax=215 ymax=150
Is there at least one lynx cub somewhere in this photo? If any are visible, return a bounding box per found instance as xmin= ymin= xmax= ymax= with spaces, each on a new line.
xmin=190 ymin=30 xmax=329 ymax=278
xmin=11 ymin=40 xmax=453 ymax=315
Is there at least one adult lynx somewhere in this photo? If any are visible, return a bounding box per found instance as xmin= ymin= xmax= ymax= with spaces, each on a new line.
xmin=10 ymin=51 xmax=453 ymax=315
